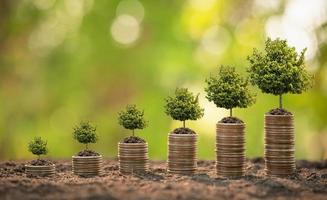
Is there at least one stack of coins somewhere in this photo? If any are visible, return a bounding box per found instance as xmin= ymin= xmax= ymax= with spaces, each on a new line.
xmin=72 ymin=155 xmax=103 ymax=176
xmin=167 ymin=134 xmax=197 ymax=175
xmin=25 ymin=164 xmax=56 ymax=177
xmin=118 ymin=143 xmax=148 ymax=174
xmin=265 ymin=114 xmax=295 ymax=176
xmin=216 ymin=123 xmax=245 ymax=178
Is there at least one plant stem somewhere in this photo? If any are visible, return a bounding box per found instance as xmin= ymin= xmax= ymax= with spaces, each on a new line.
xmin=279 ymin=94 xmax=283 ymax=110
xmin=230 ymin=108 xmax=232 ymax=117
xmin=86 ymin=143 xmax=88 ymax=150
xmin=132 ymin=129 xmax=135 ymax=137
xmin=183 ymin=121 xmax=185 ymax=128
xmin=38 ymin=155 xmax=40 ymax=160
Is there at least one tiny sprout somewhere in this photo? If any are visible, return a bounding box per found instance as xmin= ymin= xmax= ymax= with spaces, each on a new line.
xmin=73 ymin=121 xmax=98 ymax=150
xmin=28 ymin=137 xmax=48 ymax=159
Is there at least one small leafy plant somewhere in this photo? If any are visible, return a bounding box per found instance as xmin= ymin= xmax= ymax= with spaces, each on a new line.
xmin=73 ymin=121 xmax=98 ymax=150
xmin=28 ymin=137 xmax=48 ymax=159
xmin=205 ymin=65 xmax=255 ymax=119
xmin=247 ymin=38 xmax=312 ymax=111
xmin=165 ymin=87 xmax=204 ymax=128
xmin=118 ymin=104 xmax=147 ymax=137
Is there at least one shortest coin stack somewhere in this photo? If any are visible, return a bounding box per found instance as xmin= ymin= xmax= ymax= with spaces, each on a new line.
xmin=167 ymin=133 xmax=197 ymax=175
xmin=72 ymin=155 xmax=103 ymax=176
xmin=216 ymin=123 xmax=245 ymax=178
xmin=25 ymin=164 xmax=56 ymax=177
xmin=118 ymin=143 xmax=148 ymax=174
xmin=264 ymin=115 xmax=295 ymax=176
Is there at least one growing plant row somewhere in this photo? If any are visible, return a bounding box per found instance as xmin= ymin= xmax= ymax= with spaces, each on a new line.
xmin=25 ymin=38 xmax=312 ymax=178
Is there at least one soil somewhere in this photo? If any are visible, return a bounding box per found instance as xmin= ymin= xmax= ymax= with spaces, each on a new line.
xmin=29 ymin=159 xmax=53 ymax=166
xmin=219 ymin=117 xmax=244 ymax=124
xmin=0 ymin=158 xmax=326 ymax=200
xmin=123 ymin=136 xmax=145 ymax=143
xmin=172 ymin=127 xmax=196 ymax=134
xmin=268 ymin=108 xmax=293 ymax=115
xmin=76 ymin=150 xmax=100 ymax=156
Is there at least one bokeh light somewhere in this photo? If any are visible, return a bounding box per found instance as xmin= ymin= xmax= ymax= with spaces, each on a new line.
xmin=111 ymin=14 xmax=141 ymax=45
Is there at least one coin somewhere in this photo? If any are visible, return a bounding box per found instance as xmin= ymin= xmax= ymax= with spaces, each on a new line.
xmin=118 ymin=142 xmax=148 ymax=174
xmin=167 ymin=133 xmax=197 ymax=175
xmin=215 ymin=123 xmax=245 ymax=178
xmin=72 ymin=155 xmax=103 ymax=177
xmin=264 ymin=114 xmax=295 ymax=176
xmin=25 ymin=164 xmax=56 ymax=177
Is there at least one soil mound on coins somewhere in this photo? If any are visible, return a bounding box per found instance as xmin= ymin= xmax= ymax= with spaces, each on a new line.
xmin=123 ymin=136 xmax=146 ymax=143
xmin=76 ymin=150 xmax=100 ymax=156
xmin=219 ymin=117 xmax=244 ymax=124
xmin=172 ymin=127 xmax=196 ymax=134
xmin=29 ymin=159 xmax=53 ymax=166
xmin=267 ymin=108 xmax=292 ymax=115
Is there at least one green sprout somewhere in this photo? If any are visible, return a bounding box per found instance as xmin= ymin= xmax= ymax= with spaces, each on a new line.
xmin=247 ymin=38 xmax=313 ymax=109
xmin=164 ymin=87 xmax=204 ymax=128
xmin=73 ymin=121 xmax=98 ymax=150
xmin=118 ymin=104 xmax=147 ymax=136
xmin=28 ymin=137 xmax=48 ymax=159
xmin=205 ymin=66 xmax=255 ymax=117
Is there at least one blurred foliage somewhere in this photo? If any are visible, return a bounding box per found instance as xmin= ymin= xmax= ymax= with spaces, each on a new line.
xmin=28 ymin=137 xmax=48 ymax=157
xmin=0 ymin=0 xmax=326 ymax=160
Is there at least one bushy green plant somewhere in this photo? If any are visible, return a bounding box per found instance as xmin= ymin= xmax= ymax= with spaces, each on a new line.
xmin=28 ymin=137 xmax=48 ymax=159
xmin=118 ymin=104 xmax=147 ymax=136
xmin=73 ymin=121 xmax=98 ymax=150
xmin=247 ymin=38 xmax=313 ymax=109
xmin=205 ymin=66 xmax=255 ymax=117
xmin=165 ymin=88 xmax=204 ymax=128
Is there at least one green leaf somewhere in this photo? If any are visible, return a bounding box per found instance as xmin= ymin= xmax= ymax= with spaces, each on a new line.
xmin=205 ymin=65 xmax=256 ymax=109
xmin=118 ymin=105 xmax=148 ymax=130
xmin=73 ymin=121 xmax=98 ymax=145
xmin=247 ymin=38 xmax=313 ymax=96
xmin=164 ymin=88 xmax=204 ymax=122
xmin=28 ymin=137 xmax=48 ymax=156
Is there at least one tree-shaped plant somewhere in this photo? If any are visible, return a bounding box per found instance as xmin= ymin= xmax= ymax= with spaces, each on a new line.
xmin=205 ymin=66 xmax=255 ymax=121
xmin=165 ymin=87 xmax=204 ymax=129
xmin=28 ymin=137 xmax=48 ymax=160
xmin=118 ymin=104 xmax=147 ymax=142
xmin=73 ymin=121 xmax=98 ymax=154
xmin=247 ymin=38 xmax=312 ymax=113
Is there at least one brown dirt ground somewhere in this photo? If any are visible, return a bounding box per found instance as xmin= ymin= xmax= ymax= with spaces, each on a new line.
xmin=0 ymin=158 xmax=326 ymax=200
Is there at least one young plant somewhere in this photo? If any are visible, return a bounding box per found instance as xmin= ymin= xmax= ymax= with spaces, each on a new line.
xmin=73 ymin=121 xmax=98 ymax=150
xmin=28 ymin=137 xmax=48 ymax=159
xmin=247 ymin=38 xmax=312 ymax=110
xmin=118 ymin=104 xmax=147 ymax=136
xmin=205 ymin=66 xmax=255 ymax=117
xmin=165 ymin=88 xmax=204 ymax=128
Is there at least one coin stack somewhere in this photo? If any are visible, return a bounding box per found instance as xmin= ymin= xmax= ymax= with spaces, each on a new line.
xmin=25 ymin=164 xmax=56 ymax=177
xmin=216 ymin=123 xmax=245 ymax=178
xmin=72 ymin=155 xmax=103 ymax=176
xmin=265 ymin=114 xmax=295 ymax=176
xmin=167 ymin=133 xmax=197 ymax=175
xmin=118 ymin=143 xmax=148 ymax=174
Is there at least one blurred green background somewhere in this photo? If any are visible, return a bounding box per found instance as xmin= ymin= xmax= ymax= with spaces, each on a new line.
xmin=0 ymin=0 xmax=327 ymax=161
